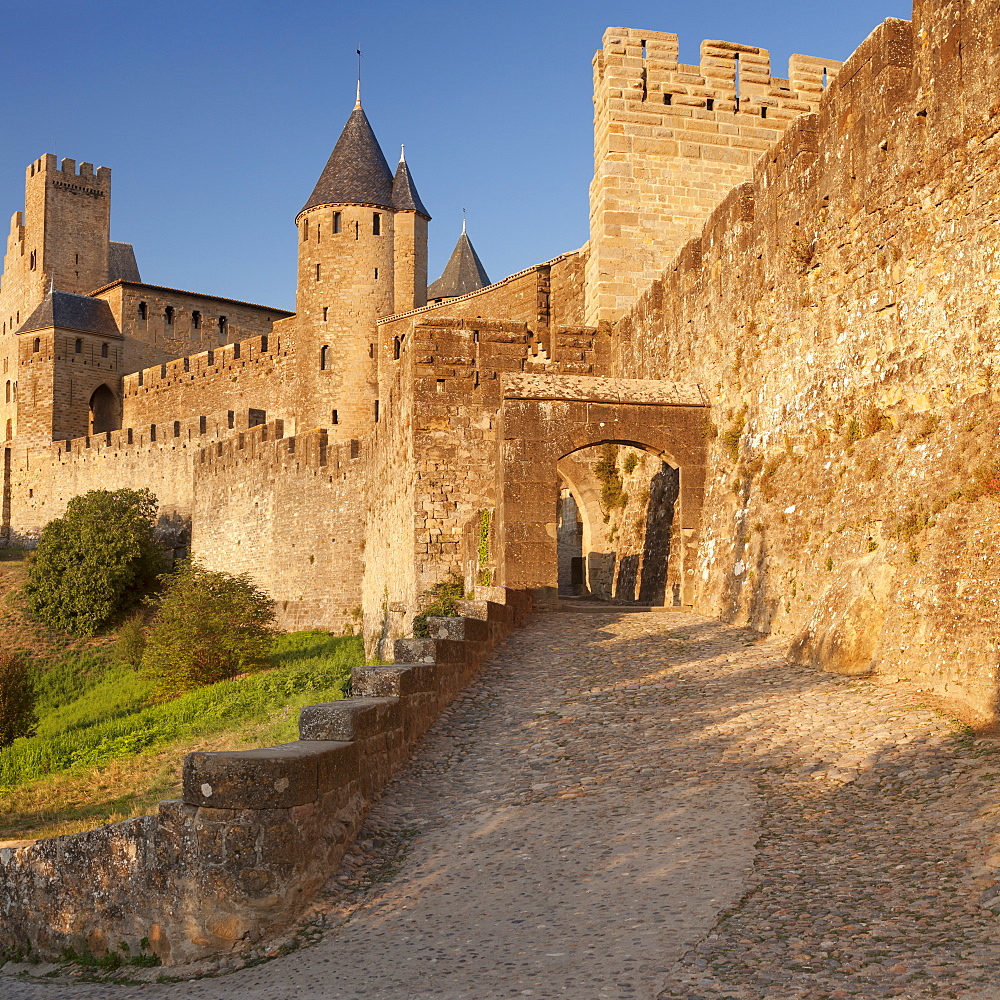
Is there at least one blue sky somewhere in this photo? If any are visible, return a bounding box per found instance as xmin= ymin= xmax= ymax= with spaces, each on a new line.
xmin=2 ymin=0 xmax=911 ymax=311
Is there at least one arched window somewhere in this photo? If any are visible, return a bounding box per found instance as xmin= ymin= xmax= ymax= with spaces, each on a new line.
xmin=192 ymin=310 xmax=201 ymax=330
xmin=372 ymin=213 xmax=381 ymax=235
xmin=320 ymin=345 xmax=330 ymax=370
xmin=101 ymin=343 xmax=109 ymax=358
xmin=29 ymin=250 xmax=36 ymax=270
xmin=89 ymin=384 xmax=121 ymax=435
xmin=165 ymin=306 xmax=174 ymax=326
xmin=218 ymin=316 xmax=228 ymax=337
xmin=75 ymin=338 xmax=82 ymax=353
xmin=333 ymin=211 xmax=342 ymax=234
xmin=138 ymin=301 xmax=147 ymax=320
xmin=393 ymin=337 xmax=401 ymax=360
xmin=32 ymin=338 xmax=40 ymax=353
xmin=4 ymin=381 xmax=10 ymax=403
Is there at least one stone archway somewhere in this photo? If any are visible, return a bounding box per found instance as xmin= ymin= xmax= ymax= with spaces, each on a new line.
xmin=89 ymin=384 xmax=121 ymax=434
xmin=494 ymin=374 xmax=709 ymax=604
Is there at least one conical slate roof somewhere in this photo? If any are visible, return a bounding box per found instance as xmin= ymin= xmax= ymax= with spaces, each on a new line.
xmin=299 ymin=105 xmax=394 ymax=216
xmin=392 ymin=156 xmax=430 ymax=218
xmin=17 ymin=288 xmax=121 ymax=338
xmin=427 ymin=226 xmax=491 ymax=300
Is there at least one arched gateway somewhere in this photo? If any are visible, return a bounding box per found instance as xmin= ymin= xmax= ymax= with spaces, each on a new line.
xmin=493 ymin=374 xmax=709 ymax=605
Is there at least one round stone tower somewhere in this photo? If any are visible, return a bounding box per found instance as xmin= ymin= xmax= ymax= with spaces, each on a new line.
xmin=294 ymin=90 xmax=428 ymax=439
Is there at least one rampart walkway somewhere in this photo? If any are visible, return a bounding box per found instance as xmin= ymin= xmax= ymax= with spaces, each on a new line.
xmin=6 ymin=610 xmax=1000 ymax=998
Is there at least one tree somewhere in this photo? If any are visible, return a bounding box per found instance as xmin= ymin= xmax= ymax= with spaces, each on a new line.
xmin=0 ymin=650 xmax=36 ymax=747
xmin=141 ymin=560 xmax=277 ymax=698
xmin=24 ymin=489 xmax=166 ymax=636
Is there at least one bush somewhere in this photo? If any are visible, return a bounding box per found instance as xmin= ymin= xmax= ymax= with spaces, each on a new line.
xmin=23 ymin=489 xmax=166 ymax=636
xmin=116 ymin=616 xmax=146 ymax=670
xmin=142 ymin=561 xmax=277 ymax=698
xmin=0 ymin=650 xmax=36 ymax=748
xmin=594 ymin=444 xmax=628 ymax=511
xmin=412 ymin=576 xmax=465 ymax=638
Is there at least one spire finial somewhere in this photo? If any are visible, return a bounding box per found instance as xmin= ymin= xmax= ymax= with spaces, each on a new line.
xmin=355 ymin=49 xmax=362 ymax=108
xmin=400 ymin=144 xmax=405 ymax=163
xmin=462 ymin=208 xmax=467 ymax=234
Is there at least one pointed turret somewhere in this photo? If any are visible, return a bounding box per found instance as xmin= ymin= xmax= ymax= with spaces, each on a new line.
xmin=391 ymin=147 xmax=430 ymax=218
xmin=298 ymin=105 xmax=394 ymax=217
xmin=427 ymin=222 xmax=491 ymax=301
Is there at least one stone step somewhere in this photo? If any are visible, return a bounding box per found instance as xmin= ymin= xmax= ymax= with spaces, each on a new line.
xmin=423 ymin=615 xmax=491 ymax=643
xmin=352 ymin=662 xmax=438 ymax=698
xmin=299 ymin=696 xmax=401 ymax=741
xmin=393 ymin=637 xmax=467 ymax=664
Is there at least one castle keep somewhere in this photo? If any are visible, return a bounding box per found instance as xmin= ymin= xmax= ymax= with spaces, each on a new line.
xmin=1 ymin=0 xmax=998 ymax=724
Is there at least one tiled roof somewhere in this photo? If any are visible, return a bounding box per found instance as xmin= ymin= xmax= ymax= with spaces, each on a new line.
xmin=427 ymin=227 xmax=491 ymax=300
xmin=299 ymin=106 xmax=393 ymax=216
xmin=108 ymin=241 xmax=141 ymax=283
xmin=392 ymin=157 xmax=430 ymax=218
xmin=17 ymin=288 xmax=121 ymax=338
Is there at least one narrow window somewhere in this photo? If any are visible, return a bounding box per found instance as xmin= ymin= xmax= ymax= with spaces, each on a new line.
xmin=160 ymin=363 xmax=167 ymax=378
xmin=315 ymin=263 xmax=321 ymax=281
xmin=248 ymin=408 xmax=266 ymax=428
xmin=663 ymin=92 xmax=672 ymax=106
xmin=199 ymin=415 xmax=207 ymax=434
xmin=436 ymin=379 xmax=445 ymax=392
xmin=29 ymin=250 xmax=36 ymax=270
xmin=373 ymin=213 xmax=381 ymax=235
xmin=33 ymin=337 xmax=40 ymax=353
xmin=219 ymin=315 xmax=228 ymax=337
xmin=302 ymin=219 xmax=309 ymax=242
xmin=101 ymin=343 xmax=108 ymax=358
xmin=374 ymin=268 xmax=379 ymax=280
xmin=706 ymin=97 xmax=714 ymax=111
xmin=333 ymin=211 xmax=341 ymax=234
xmin=233 ymin=342 xmax=240 ymax=359
xmin=261 ymin=335 xmax=269 ymax=352
xmin=368 ymin=343 xmax=374 ymax=359
xmin=183 ymin=356 xmax=190 ymax=372
xmin=734 ymin=53 xmax=740 ymax=111
xmin=331 ymin=409 xmax=339 ymax=425
xmin=165 ymin=306 xmax=174 ymax=325
xmin=822 ymin=67 xmax=828 ymax=88
xmin=760 ymin=106 xmax=768 ymax=119
xmin=207 ymin=349 xmax=214 ymax=365
xmin=75 ymin=338 xmax=82 ymax=354
xmin=192 ymin=310 xmax=201 ymax=329
xmin=374 ymin=400 xmax=379 ymax=422
xmin=320 ymin=345 xmax=330 ymax=370
xmin=227 ymin=410 xmax=235 ymax=429
xmin=355 ymin=221 xmax=359 ymax=240
xmin=322 ymin=306 xmax=329 ymax=321
xmin=393 ymin=337 xmax=401 ymax=360
xmin=127 ymin=428 xmax=133 ymax=444
xmin=4 ymin=381 xmax=9 ymax=403
xmin=138 ymin=301 xmax=147 ymax=320
xmin=150 ymin=424 xmax=157 ymax=442
xmin=75 ymin=253 xmax=79 ymax=264
xmin=640 ymin=39 xmax=646 ymax=59
xmin=473 ymin=330 xmax=479 ymax=343
xmin=316 ymin=225 xmax=321 ymax=242
xmin=173 ymin=420 xmax=181 ymax=437
xmin=138 ymin=371 xmax=143 ymax=386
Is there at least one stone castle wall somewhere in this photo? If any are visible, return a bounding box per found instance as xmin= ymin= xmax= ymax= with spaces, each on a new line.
xmin=607 ymin=3 xmax=1000 ymax=720
xmin=585 ymin=29 xmax=841 ymax=325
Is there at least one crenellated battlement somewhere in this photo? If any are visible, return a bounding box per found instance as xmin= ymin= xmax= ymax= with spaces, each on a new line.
xmin=27 ymin=154 xmax=111 ymax=191
xmin=122 ymin=332 xmax=286 ymax=397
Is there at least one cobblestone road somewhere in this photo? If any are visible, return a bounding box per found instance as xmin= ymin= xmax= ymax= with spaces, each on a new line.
xmin=6 ymin=610 xmax=1000 ymax=999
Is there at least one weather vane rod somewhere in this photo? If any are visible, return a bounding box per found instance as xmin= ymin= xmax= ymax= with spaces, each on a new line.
xmin=356 ymin=49 xmax=362 ymax=107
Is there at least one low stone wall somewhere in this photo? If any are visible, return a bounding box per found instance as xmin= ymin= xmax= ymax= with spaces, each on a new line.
xmin=0 ymin=587 xmax=530 ymax=966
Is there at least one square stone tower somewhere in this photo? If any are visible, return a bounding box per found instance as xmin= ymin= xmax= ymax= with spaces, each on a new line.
xmin=585 ymin=29 xmax=841 ymax=326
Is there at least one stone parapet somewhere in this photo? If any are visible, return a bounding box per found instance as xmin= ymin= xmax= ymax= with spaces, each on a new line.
xmin=0 ymin=587 xmax=531 ymax=966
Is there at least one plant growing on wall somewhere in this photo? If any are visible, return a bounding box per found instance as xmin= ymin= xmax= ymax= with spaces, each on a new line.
xmin=594 ymin=444 xmax=628 ymax=512
xmin=478 ymin=509 xmax=492 ymax=586
xmin=0 ymin=650 xmax=35 ymax=748
xmin=412 ymin=575 xmax=465 ymax=638
xmin=23 ymin=489 xmax=166 ymax=636
xmin=141 ymin=560 xmax=277 ymax=698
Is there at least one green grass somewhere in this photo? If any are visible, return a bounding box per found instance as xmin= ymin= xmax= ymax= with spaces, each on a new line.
xmin=0 ymin=631 xmax=361 ymax=791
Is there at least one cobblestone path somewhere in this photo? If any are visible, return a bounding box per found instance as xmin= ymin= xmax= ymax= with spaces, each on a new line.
xmin=6 ymin=610 xmax=1000 ymax=999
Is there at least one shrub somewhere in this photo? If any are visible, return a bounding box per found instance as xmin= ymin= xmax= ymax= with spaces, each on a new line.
xmin=141 ymin=561 xmax=277 ymax=698
xmin=23 ymin=489 xmax=165 ymax=636
xmin=116 ymin=616 xmax=146 ymax=670
xmin=0 ymin=650 xmax=36 ymax=748
xmin=412 ymin=576 xmax=465 ymax=638
xmin=622 ymin=451 xmax=639 ymax=475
